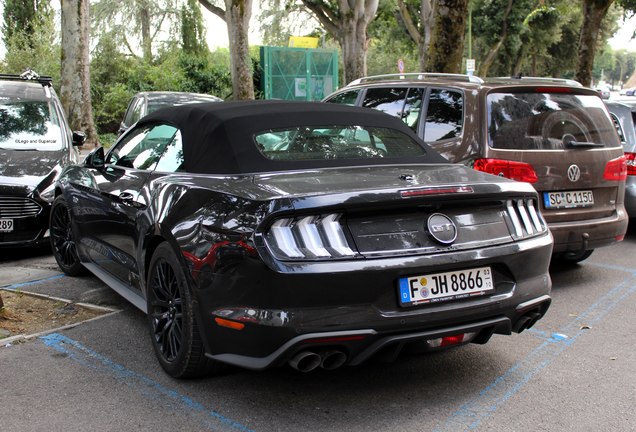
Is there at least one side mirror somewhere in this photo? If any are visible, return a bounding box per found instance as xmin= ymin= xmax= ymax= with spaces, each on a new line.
xmin=85 ymin=146 xmax=105 ymax=169
xmin=72 ymin=131 xmax=86 ymax=147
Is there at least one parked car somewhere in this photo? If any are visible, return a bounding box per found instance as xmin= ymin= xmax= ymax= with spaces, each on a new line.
xmin=324 ymin=73 xmax=628 ymax=263
xmin=605 ymin=100 xmax=636 ymax=217
xmin=0 ymin=70 xmax=84 ymax=248
xmin=118 ymin=91 xmax=222 ymax=135
xmin=620 ymin=87 xmax=636 ymax=97
xmin=50 ymin=101 xmax=553 ymax=377
xmin=596 ymin=86 xmax=611 ymax=100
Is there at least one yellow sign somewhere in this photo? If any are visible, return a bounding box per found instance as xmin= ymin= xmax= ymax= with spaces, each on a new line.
xmin=288 ymin=36 xmax=320 ymax=49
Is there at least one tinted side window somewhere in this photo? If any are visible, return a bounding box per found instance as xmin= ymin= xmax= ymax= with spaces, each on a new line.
xmin=326 ymin=90 xmax=360 ymax=106
xmin=423 ymin=89 xmax=463 ymax=142
xmin=154 ymin=130 xmax=184 ymax=172
xmin=403 ymin=88 xmax=425 ymax=132
xmin=125 ymin=98 xmax=144 ymax=126
xmin=362 ymin=87 xmax=408 ymax=118
xmin=609 ymin=113 xmax=626 ymax=144
xmin=107 ymin=124 xmax=177 ymax=170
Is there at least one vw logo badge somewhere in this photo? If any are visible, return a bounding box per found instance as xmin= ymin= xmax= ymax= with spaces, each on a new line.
xmin=426 ymin=213 xmax=457 ymax=245
xmin=567 ymin=164 xmax=581 ymax=182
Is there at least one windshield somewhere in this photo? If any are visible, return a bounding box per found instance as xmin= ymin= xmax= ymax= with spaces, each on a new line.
xmin=487 ymin=92 xmax=619 ymax=150
xmin=0 ymin=100 xmax=64 ymax=150
xmin=255 ymin=125 xmax=426 ymax=161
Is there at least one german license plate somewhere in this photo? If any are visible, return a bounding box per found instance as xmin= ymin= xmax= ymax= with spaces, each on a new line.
xmin=0 ymin=219 xmax=13 ymax=232
xmin=398 ymin=266 xmax=494 ymax=307
xmin=543 ymin=190 xmax=594 ymax=209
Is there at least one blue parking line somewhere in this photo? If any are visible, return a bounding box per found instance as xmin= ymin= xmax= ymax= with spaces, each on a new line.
xmin=434 ymin=266 xmax=636 ymax=432
xmin=2 ymin=274 xmax=65 ymax=290
xmin=40 ymin=333 xmax=255 ymax=432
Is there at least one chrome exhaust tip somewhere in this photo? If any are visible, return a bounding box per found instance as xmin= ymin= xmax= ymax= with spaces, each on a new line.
xmin=320 ymin=350 xmax=347 ymax=370
xmin=288 ymin=351 xmax=321 ymax=372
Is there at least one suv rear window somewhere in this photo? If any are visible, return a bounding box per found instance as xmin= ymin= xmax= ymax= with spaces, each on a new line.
xmin=487 ymin=92 xmax=619 ymax=150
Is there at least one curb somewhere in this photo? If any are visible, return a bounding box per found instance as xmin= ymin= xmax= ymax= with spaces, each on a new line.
xmin=0 ymin=288 xmax=120 ymax=347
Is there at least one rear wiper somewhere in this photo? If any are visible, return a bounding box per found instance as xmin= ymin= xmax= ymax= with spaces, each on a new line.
xmin=563 ymin=135 xmax=603 ymax=148
xmin=565 ymin=140 xmax=604 ymax=148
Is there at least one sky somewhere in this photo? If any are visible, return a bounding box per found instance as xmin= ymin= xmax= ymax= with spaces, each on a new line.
xmin=608 ymin=15 xmax=636 ymax=51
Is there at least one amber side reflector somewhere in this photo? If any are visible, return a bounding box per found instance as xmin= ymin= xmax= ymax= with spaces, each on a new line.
xmin=214 ymin=317 xmax=245 ymax=330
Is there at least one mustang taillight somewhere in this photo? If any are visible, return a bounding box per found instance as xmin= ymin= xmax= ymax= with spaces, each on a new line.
xmin=603 ymin=155 xmax=627 ymax=181
xmin=474 ymin=158 xmax=538 ymax=183
xmin=506 ymin=198 xmax=547 ymax=238
xmin=265 ymin=214 xmax=356 ymax=260
xmin=625 ymin=152 xmax=636 ymax=176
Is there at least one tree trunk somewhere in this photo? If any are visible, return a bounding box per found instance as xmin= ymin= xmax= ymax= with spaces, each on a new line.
xmin=340 ymin=16 xmax=366 ymax=83
xmin=426 ymin=0 xmax=469 ymax=73
xmin=419 ymin=0 xmax=435 ymax=72
xmin=225 ymin=0 xmax=254 ymax=100
xmin=338 ymin=0 xmax=378 ymax=83
xmin=397 ymin=0 xmax=434 ymax=72
xmin=139 ymin=1 xmax=152 ymax=62
xmin=301 ymin=0 xmax=378 ymax=84
xmin=477 ymin=0 xmax=513 ymax=77
xmin=575 ymin=0 xmax=613 ymax=87
xmin=60 ymin=0 xmax=98 ymax=146
xmin=0 ymin=292 xmax=4 ymax=310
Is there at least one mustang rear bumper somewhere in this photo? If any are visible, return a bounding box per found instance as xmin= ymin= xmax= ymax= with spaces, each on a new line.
xmin=193 ymin=233 xmax=553 ymax=370
xmin=206 ymin=294 xmax=551 ymax=370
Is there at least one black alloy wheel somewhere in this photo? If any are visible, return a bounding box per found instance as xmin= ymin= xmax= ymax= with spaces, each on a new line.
xmin=146 ymin=243 xmax=224 ymax=378
xmin=50 ymin=196 xmax=85 ymax=276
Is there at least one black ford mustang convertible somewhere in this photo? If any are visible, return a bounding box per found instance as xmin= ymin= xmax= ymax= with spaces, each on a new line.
xmin=51 ymin=101 xmax=553 ymax=377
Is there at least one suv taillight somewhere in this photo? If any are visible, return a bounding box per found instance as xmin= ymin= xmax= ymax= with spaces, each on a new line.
xmin=624 ymin=152 xmax=636 ymax=176
xmin=603 ymin=155 xmax=627 ymax=181
xmin=473 ymin=159 xmax=538 ymax=183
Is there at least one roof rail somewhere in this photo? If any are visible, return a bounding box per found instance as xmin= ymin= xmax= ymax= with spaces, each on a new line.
xmin=0 ymin=69 xmax=53 ymax=87
xmin=347 ymin=73 xmax=484 ymax=86
xmin=490 ymin=76 xmax=583 ymax=87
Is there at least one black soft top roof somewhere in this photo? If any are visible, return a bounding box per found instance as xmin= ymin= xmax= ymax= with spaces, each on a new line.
xmin=139 ymin=100 xmax=446 ymax=174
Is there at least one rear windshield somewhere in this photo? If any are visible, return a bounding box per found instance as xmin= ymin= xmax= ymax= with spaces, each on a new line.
xmin=0 ymin=100 xmax=64 ymax=151
xmin=255 ymin=125 xmax=427 ymax=161
xmin=487 ymin=92 xmax=619 ymax=150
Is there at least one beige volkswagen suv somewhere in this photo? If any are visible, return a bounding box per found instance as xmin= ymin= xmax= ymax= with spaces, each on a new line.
xmin=324 ymin=74 xmax=628 ymax=262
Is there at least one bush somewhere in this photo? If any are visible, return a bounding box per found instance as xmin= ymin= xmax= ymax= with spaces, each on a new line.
xmin=93 ymin=83 xmax=134 ymax=134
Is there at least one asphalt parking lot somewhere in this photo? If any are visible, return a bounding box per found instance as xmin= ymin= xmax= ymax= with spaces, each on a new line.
xmin=1 ymin=226 xmax=636 ymax=432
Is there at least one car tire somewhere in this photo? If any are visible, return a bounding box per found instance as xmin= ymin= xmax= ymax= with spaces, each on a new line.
xmin=50 ymin=195 xmax=85 ymax=276
xmin=146 ymin=242 xmax=225 ymax=378
xmin=557 ymin=249 xmax=594 ymax=264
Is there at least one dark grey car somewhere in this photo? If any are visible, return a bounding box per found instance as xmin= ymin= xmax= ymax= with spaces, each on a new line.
xmin=118 ymin=91 xmax=222 ymax=135
xmin=606 ymin=100 xmax=636 ymax=216
xmin=51 ymin=101 xmax=553 ymax=378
